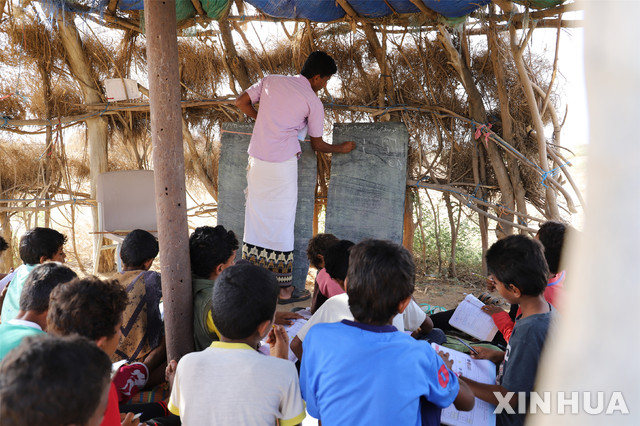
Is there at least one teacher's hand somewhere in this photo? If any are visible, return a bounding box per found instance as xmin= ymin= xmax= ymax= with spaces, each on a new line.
xmin=339 ymin=141 xmax=356 ymax=153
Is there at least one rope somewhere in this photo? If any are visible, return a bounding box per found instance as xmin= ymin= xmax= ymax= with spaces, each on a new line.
xmin=540 ymin=162 xmax=570 ymax=188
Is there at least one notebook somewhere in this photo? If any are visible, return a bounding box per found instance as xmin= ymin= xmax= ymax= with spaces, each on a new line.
xmin=448 ymin=294 xmax=499 ymax=341
xmin=431 ymin=343 xmax=497 ymax=426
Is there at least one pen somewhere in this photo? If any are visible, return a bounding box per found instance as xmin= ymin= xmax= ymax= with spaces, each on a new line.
xmin=455 ymin=337 xmax=479 ymax=355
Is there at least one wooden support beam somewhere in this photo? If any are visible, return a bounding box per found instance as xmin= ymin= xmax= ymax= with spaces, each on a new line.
xmin=335 ymin=0 xmax=358 ymax=19
xmin=408 ymin=0 xmax=439 ymax=20
xmin=466 ymin=19 xmax=583 ymax=35
xmin=190 ymin=0 xmax=205 ymax=16
xmin=107 ymin=0 xmax=119 ymax=14
xmin=144 ymin=0 xmax=194 ymax=361
xmin=491 ymin=0 xmax=513 ymax=14
xmin=492 ymin=3 xmax=579 ymax=22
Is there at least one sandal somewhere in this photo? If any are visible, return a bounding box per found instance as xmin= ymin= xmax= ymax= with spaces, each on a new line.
xmin=278 ymin=288 xmax=311 ymax=305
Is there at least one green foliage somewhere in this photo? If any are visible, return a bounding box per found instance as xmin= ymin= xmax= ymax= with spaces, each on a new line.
xmin=413 ymin=195 xmax=483 ymax=277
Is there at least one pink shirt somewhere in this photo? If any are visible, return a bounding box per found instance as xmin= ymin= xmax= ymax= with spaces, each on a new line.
xmin=246 ymin=75 xmax=324 ymax=162
xmin=316 ymin=268 xmax=345 ymax=298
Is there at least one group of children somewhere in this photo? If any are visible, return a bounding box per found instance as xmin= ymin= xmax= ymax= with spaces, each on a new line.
xmin=0 ymin=221 xmax=567 ymax=426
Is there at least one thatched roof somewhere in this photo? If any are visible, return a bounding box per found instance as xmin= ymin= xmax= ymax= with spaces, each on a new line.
xmin=0 ymin=0 xmax=584 ymax=275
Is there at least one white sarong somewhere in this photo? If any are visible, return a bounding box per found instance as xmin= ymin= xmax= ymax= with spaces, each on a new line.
xmin=243 ymin=155 xmax=298 ymax=251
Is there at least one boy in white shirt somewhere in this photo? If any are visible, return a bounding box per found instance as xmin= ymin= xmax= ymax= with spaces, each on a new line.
xmin=168 ymin=263 xmax=306 ymax=425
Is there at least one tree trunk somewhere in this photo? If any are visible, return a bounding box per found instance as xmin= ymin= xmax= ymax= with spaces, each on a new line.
xmin=219 ymin=20 xmax=252 ymax=91
xmin=39 ymin=64 xmax=53 ymax=228
xmin=145 ymin=0 xmax=194 ymax=361
xmin=56 ymin=11 xmax=109 ymax=269
xmin=444 ymin=192 xmax=458 ymax=278
xmin=402 ymin=188 xmax=415 ymax=253
xmin=509 ymin=25 xmax=560 ymax=219
xmin=437 ymin=25 xmax=516 ymax=236
xmin=488 ymin=23 xmax=529 ymax=232
xmin=362 ymin=23 xmax=399 ymax=121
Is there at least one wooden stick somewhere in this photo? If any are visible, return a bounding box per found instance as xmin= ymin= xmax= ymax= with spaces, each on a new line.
xmin=190 ymin=0 xmax=205 ymax=16
xmin=0 ymin=199 xmax=95 ymax=213
xmin=408 ymin=180 xmax=545 ymax=224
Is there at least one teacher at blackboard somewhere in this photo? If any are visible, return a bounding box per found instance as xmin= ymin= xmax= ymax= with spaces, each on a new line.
xmin=235 ymin=51 xmax=356 ymax=304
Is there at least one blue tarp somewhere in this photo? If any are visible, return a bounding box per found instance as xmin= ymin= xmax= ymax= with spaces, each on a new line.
xmin=244 ymin=0 xmax=346 ymax=22
xmin=118 ymin=0 xmax=144 ymax=10
xmin=245 ymin=0 xmax=492 ymax=21
xmin=423 ymin=0 xmax=492 ymax=18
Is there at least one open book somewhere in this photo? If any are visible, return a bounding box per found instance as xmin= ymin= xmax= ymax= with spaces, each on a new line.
xmin=431 ymin=343 xmax=497 ymax=426
xmin=258 ymin=308 xmax=312 ymax=362
xmin=448 ymin=294 xmax=499 ymax=341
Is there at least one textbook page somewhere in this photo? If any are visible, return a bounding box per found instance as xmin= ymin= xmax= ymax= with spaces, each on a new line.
xmin=448 ymin=294 xmax=499 ymax=341
xmin=431 ymin=343 xmax=497 ymax=426
xmin=258 ymin=309 xmax=311 ymax=362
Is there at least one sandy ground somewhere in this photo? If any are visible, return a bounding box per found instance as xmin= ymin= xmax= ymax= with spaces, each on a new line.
xmin=276 ymin=270 xmax=494 ymax=315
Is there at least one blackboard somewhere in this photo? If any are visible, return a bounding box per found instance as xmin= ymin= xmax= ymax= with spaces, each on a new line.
xmin=217 ymin=122 xmax=251 ymax=256
xmin=292 ymin=142 xmax=316 ymax=291
xmin=217 ymin=122 xmax=315 ymax=291
xmin=325 ymin=122 xmax=408 ymax=244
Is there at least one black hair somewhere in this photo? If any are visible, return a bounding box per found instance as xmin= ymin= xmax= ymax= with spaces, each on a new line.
xmin=346 ymin=239 xmax=415 ymax=326
xmin=0 ymin=236 xmax=8 ymax=252
xmin=306 ymin=233 xmax=339 ymax=269
xmin=211 ymin=263 xmax=279 ymax=340
xmin=189 ymin=225 xmax=239 ymax=279
xmin=536 ymin=221 xmax=567 ymax=274
xmin=300 ymin=51 xmax=337 ymax=79
xmin=19 ymin=227 xmax=67 ymax=265
xmin=0 ymin=334 xmax=111 ymax=426
xmin=19 ymin=262 xmax=78 ymax=313
xmin=120 ymin=229 xmax=159 ymax=269
xmin=324 ymin=240 xmax=354 ymax=281
xmin=486 ymin=235 xmax=549 ymax=297
xmin=47 ymin=276 xmax=128 ymax=341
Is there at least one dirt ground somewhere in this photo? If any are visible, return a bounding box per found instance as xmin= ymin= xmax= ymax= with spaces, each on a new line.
xmin=277 ymin=270 xmax=494 ymax=314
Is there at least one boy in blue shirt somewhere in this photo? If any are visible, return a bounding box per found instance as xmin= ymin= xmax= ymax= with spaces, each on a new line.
xmin=300 ymin=239 xmax=474 ymax=425
xmin=0 ymin=262 xmax=77 ymax=361
xmin=0 ymin=227 xmax=66 ymax=322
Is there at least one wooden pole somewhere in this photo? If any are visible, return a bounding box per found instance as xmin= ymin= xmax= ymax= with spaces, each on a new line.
xmin=144 ymin=0 xmax=194 ymax=361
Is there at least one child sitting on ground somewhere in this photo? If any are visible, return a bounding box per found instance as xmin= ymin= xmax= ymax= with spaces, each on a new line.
xmin=482 ymin=221 xmax=567 ymax=343
xmin=0 ymin=334 xmax=113 ymax=426
xmin=306 ymin=233 xmax=339 ymax=313
xmin=190 ymin=225 xmax=239 ymax=351
xmin=1 ymin=227 xmax=67 ymax=322
xmin=114 ymin=229 xmax=166 ymax=391
xmin=291 ymin=239 xmax=435 ymax=360
xmin=460 ymin=235 xmax=558 ymax=426
xmin=47 ymin=276 xmax=140 ymax=426
xmin=168 ymin=263 xmax=306 ymax=424
xmin=0 ymin=262 xmax=77 ymax=361
xmin=190 ymin=225 xmax=301 ymax=351
xmin=300 ymin=239 xmax=474 ymax=424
